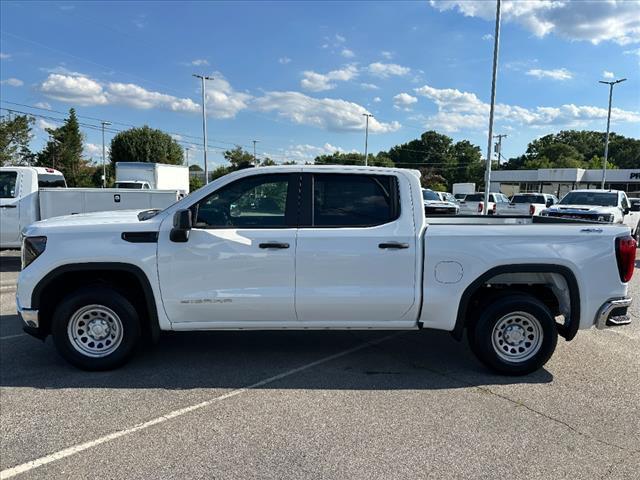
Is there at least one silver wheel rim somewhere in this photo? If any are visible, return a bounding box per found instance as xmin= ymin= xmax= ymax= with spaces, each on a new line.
xmin=491 ymin=311 xmax=543 ymax=363
xmin=67 ymin=305 xmax=124 ymax=358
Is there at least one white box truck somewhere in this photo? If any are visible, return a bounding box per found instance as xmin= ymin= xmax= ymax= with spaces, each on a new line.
xmin=115 ymin=162 xmax=189 ymax=196
xmin=0 ymin=167 xmax=181 ymax=248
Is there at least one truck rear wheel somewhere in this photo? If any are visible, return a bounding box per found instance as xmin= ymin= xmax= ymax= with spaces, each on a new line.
xmin=51 ymin=287 xmax=140 ymax=370
xmin=467 ymin=294 xmax=558 ymax=375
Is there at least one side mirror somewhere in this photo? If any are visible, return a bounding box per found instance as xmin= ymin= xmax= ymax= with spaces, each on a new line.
xmin=623 ymin=207 xmax=630 ymax=216
xmin=546 ymin=199 xmax=553 ymax=208
xmin=170 ymin=209 xmax=192 ymax=242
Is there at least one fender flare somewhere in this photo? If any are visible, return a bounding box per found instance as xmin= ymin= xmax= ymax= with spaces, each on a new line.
xmin=451 ymin=264 xmax=581 ymax=341
xmin=31 ymin=262 xmax=160 ymax=342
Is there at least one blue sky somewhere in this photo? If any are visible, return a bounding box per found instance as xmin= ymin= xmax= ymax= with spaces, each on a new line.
xmin=1 ymin=0 xmax=639 ymax=168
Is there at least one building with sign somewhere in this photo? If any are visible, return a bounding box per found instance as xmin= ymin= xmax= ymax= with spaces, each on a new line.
xmin=490 ymin=168 xmax=640 ymax=198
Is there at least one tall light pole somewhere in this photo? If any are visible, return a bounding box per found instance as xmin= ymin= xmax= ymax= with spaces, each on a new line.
xmin=185 ymin=147 xmax=190 ymax=167
xmin=483 ymin=0 xmax=501 ymax=215
xmin=599 ymin=78 xmax=626 ymax=189
xmin=193 ymin=74 xmax=214 ymax=183
xmin=101 ymin=121 xmax=111 ymax=188
xmin=362 ymin=113 xmax=373 ymax=166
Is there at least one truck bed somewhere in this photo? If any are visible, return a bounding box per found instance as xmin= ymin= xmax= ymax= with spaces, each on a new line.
xmin=39 ymin=188 xmax=180 ymax=220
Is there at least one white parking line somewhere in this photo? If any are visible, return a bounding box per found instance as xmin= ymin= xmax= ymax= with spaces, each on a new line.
xmin=0 ymin=332 xmax=400 ymax=479
xmin=0 ymin=334 xmax=27 ymax=341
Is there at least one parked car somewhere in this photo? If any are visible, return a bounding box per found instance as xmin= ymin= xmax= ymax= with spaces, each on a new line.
xmin=423 ymin=188 xmax=459 ymax=215
xmin=0 ymin=166 xmax=182 ymax=249
xmin=498 ymin=193 xmax=558 ymax=216
xmin=16 ymin=165 xmax=634 ymax=375
xmin=541 ymin=189 xmax=640 ymax=241
xmin=458 ymin=192 xmax=510 ymax=215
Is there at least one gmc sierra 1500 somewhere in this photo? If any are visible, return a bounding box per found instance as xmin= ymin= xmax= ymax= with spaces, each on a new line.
xmin=16 ymin=166 xmax=635 ymax=374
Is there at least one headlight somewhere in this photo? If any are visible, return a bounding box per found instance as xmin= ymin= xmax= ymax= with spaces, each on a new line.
xmin=22 ymin=236 xmax=47 ymax=269
xmin=597 ymin=214 xmax=613 ymax=222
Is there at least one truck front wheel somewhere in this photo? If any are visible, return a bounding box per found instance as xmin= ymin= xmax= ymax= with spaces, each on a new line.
xmin=51 ymin=287 xmax=140 ymax=370
xmin=467 ymin=294 xmax=558 ymax=375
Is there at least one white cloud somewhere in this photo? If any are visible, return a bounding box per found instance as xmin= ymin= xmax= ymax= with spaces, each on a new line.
xmin=203 ymin=75 xmax=252 ymax=118
xmin=190 ymin=59 xmax=209 ymax=66
xmin=278 ymin=57 xmax=292 ymax=64
xmin=360 ymin=82 xmax=379 ymax=90
xmin=283 ymin=143 xmax=353 ymax=162
xmin=84 ymin=142 xmax=104 ymax=159
xmin=341 ymin=48 xmax=355 ymax=58
xmin=393 ymin=92 xmax=418 ymax=106
xmin=37 ymin=118 xmax=58 ymax=131
xmin=482 ymin=33 xmax=493 ymax=41
xmin=380 ymin=51 xmax=394 ymax=59
xmin=602 ymin=70 xmax=615 ymax=79
xmin=40 ymin=74 xmax=108 ymax=105
xmin=0 ymin=77 xmax=23 ymax=87
xmin=300 ymin=65 xmax=358 ymax=92
xmin=429 ymin=0 xmax=640 ymax=45
xmin=107 ymin=82 xmax=200 ymax=112
xmin=253 ymin=91 xmax=401 ymax=133
xmin=414 ymin=82 xmax=640 ymax=132
xmin=526 ymin=68 xmax=573 ymax=81
xmin=38 ymin=72 xmax=251 ymax=118
xmin=0 ymin=52 xmax=11 ymax=60
xmin=335 ymin=34 xmax=346 ymax=43
xmin=368 ymin=62 xmax=411 ymax=78
xmin=34 ymin=102 xmax=51 ymax=109
xmin=171 ymin=134 xmax=183 ymax=141
xmin=624 ymin=47 xmax=640 ymax=56
xmin=373 ymin=96 xmax=382 ymax=103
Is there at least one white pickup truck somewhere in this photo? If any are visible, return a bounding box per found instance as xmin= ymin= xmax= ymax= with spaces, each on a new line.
xmin=0 ymin=166 xmax=182 ymax=248
xmin=542 ymin=189 xmax=640 ymax=242
xmin=16 ymin=166 xmax=635 ymax=375
xmin=498 ymin=193 xmax=558 ymax=216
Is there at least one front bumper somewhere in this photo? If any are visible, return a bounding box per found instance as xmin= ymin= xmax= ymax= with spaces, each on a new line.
xmin=596 ymin=297 xmax=633 ymax=329
xmin=17 ymin=300 xmax=45 ymax=339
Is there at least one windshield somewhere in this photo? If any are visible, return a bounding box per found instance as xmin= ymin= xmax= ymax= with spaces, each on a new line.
xmin=559 ymin=192 xmax=617 ymax=207
xmin=511 ymin=194 xmax=545 ymax=204
xmin=116 ymin=182 xmax=144 ymax=189
xmin=422 ymin=189 xmax=440 ymax=201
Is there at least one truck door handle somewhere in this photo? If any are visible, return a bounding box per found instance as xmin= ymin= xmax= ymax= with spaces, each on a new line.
xmin=259 ymin=242 xmax=290 ymax=249
xmin=0 ymin=205 xmax=17 ymax=208
xmin=379 ymin=242 xmax=409 ymax=249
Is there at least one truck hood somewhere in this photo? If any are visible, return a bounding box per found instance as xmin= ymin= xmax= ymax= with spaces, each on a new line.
xmin=547 ymin=204 xmax=618 ymax=214
xmin=23 ymin=209 xmax=164 ymax=237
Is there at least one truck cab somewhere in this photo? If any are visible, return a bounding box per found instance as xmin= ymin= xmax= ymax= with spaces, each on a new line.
xmin=0 ymin=167 xmax=66 ymax=248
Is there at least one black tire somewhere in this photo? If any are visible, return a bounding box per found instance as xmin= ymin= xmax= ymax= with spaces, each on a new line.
xmin=467 ymin=293 xmax=558 ymax=376
xmin=51 ymin=286 xmax=140 ymax=371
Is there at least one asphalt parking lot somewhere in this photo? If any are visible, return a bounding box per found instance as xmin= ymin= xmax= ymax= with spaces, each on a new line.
xmin=1 ymin=250 xmax=639 ymax=479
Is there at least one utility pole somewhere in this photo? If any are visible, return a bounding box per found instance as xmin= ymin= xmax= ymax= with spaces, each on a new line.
xmin=599 ymin=78 xmax=626 ymax=189
xmin=193 ymin=74 xmax=214 ymax=183
xmin=493 ymin=134 xmax=507 ymax=165
xmin=185 ymin=147 xmax=190 ymax=167
xmin=101 ymin=121 xmax=111 ymax=188
xmin=252 ymin=140 xmax=259 ymax=165
xmin=362 ymin=113 xmax=373 ymax=166
xmin=483 ymin=0 xmax=501 ymax=215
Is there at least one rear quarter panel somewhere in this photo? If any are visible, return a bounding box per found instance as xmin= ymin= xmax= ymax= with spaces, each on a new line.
xmin=418 ymin=224 xmax=630 ymax=332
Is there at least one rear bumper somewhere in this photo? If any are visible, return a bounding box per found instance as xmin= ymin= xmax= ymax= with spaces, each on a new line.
xmin=596 ymin=297 xmax=633 ymax=329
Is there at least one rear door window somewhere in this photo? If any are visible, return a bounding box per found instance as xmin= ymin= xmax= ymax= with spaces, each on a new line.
xmin=38 ymin=174 xmax=66 ymax=188
xmin=312 ymin=174 xmax=399 ymax=227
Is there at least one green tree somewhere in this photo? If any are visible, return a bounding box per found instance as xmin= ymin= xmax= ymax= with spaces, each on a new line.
xmin=223 ymin=146 xmax=256 ymax=169
xmin=36 ymin=109 xmax=93 ymax=186
xmin=260 ymin=157 xmax=277 ymax=167
xmin=313 ymin=151 xmax=393 ymax=167
xmin=110 ymin=126 xmax=183 ymax=165
xmin=0 ymin=114 xmax=35 ymax=166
